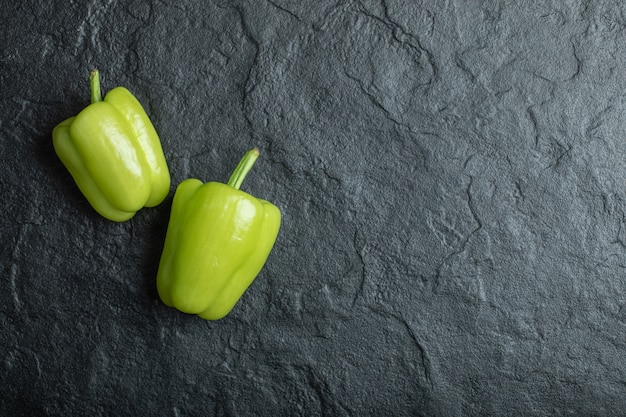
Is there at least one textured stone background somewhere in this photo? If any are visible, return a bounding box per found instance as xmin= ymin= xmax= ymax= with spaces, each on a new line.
xmin=3 ymin=0 xmax=626 ymax=415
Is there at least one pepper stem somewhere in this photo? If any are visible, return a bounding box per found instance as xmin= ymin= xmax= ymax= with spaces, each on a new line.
xmin=227 ymin=147 xmax=260 ymax=190
xmin=90 ymin=69 xmax=102 ymax=103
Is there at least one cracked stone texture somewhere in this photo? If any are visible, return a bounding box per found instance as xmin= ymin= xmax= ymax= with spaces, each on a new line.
xmin=2 ymin=0 xmax=626 ymax=415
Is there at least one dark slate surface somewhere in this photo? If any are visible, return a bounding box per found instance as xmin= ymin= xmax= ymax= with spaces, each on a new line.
xmin=3 ymin=0 xmax=626 ymax=415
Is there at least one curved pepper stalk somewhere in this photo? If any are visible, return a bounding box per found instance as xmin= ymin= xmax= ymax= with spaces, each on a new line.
xmin=156 ymin=148 xmax=281 ymax=320
xmin=52 ymin=69 xmax=170 ymax=221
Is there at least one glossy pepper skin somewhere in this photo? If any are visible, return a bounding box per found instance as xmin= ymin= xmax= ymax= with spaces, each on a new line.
xmin=52 ymin=69 xmax=170 ymax=222
xmin=157 ymin=148 xmax=281 ymax=320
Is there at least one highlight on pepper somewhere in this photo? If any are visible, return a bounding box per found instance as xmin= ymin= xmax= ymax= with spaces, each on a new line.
xmin=156 ymin=148 xmax=281 ymax=320
xmin=52 ymin=69 xmax=170 ymax=222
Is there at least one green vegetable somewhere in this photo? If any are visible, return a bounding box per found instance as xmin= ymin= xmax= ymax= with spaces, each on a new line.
xmin=52 ymin=69 xmax=170 ymax=221
xmin=157 ymin=148 xmax=281 ymax=320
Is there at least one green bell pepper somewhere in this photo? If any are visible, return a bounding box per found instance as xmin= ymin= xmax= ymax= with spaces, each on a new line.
xmin=157 ymin=148 xmax=281 ymax=320
xmin=52 ymin=69 xmax=170 ymax=222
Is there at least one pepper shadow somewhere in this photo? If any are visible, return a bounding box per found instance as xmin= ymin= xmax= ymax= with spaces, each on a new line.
xmin=139 ymin=195 xmax=173 ymax=304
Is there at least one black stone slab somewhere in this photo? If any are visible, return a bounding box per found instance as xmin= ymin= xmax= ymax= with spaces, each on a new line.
xmin=2 ymin=1 xmax=626 ymax=415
